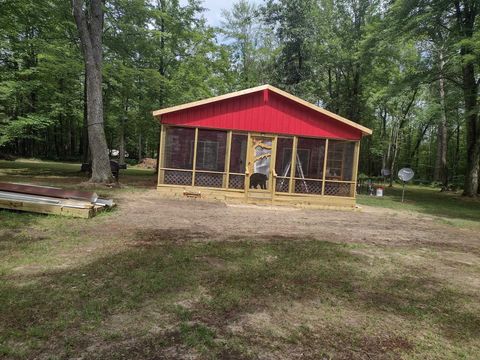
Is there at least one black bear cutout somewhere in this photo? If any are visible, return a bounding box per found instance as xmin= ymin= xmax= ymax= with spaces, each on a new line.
xmin=250 ymin=173 xmax=268 ymax=189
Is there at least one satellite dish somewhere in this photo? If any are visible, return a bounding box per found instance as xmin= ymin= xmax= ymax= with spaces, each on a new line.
xmin=398 ymin=168 xmax=414 ymax=203
xmin=381 ymin=168 xmax=390 ymax=177
xmin=398 ymin=168 xmax=414 ymax=182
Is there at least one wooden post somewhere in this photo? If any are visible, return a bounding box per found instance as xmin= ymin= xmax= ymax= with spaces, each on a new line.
xmin=245 ymin=132 xmax=252 ymax=199
xmin=224 ymin=131 xmax=232 ymax=188
xmin=352 ymin=141 xmax=360 ymax=198
xmin=192 ymin=128 xmax=199 ymax=187
xmin=321 ymin=139 xmax=329 ymax=196
xmin=271 ymin=136 xmax=278 ymax=198
xmin=157 ymin=124 xmax=167 ymax=185
xmin=288 ymin=136 xmax=298 ymax=193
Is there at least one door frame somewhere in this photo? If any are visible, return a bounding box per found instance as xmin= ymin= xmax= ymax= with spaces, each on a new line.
xmin=245 ymin=133 xmax=277 ymax=199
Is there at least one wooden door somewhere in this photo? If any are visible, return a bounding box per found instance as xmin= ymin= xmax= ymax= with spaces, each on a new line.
xmin=246 ymin=136 xmax=275 ymax=196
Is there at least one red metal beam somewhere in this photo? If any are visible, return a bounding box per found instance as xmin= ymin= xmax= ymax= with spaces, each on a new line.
xmin=0 ymin=183 xmax=98 ymax=203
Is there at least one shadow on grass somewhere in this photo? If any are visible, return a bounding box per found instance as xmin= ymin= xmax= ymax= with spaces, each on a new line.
xmin=0 ymin=210 xmax=49 ymax=255
xmin=1 ymin=229 xmax=479 ymax=359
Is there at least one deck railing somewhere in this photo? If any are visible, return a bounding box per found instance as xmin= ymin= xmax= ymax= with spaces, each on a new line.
xmin=161 ymin=168 xmax=355 ymax=197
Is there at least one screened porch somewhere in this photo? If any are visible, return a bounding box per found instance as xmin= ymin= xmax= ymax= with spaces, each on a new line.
xmin=158 ymin=126 xmax=360 ymax=198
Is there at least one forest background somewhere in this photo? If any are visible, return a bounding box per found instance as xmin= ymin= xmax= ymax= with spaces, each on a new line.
xmin=0 ymin=0 xmax=479 ymax=194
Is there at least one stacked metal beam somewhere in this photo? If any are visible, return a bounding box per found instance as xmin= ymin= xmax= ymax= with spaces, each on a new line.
xmin=0 ymin=182 xmax=115 ymax=218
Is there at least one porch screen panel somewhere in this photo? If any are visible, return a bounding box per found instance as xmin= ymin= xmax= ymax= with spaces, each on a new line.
xmin=228 ymin=133 xmax=247 ymax=189
xmin=164 ymin=127 xmax=194 ymax=185
xmin=194 ymin=129 xmax=227 ymax=188
xmin=341 ymin=141 xmax=355 ymax=181
xmin=293 ymin=137 xmax=326 ymax=194
xmin=275 ymin=137 xmax=293 ymax=193
xmin=326 ymin=140 xmax=355 ymax=181
xmin=324 ymin=140 xmax=356 ymax=197
xmin=195 ymin=130 xmax=227 ymax=171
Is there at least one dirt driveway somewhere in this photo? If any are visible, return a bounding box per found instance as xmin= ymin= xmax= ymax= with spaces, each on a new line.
xmin=106 ymin=190 xmax=478 ymax=251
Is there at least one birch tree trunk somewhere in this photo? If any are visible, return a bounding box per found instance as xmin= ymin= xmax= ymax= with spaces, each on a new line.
xmin=72 ymin=0 xmax=113 ymax=183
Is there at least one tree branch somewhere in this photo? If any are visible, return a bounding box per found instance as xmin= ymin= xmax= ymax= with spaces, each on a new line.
xmin=399 ymin=88 xmax=418 ymax=130
xmin=72 ymin=0 xmax=93 ymax=63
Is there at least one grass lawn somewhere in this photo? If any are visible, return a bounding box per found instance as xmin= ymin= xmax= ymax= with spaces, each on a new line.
xmin=357 ymin=185 xmax=480 ymax=229
xmin=0 ymin=158 xmax=156 ymax=188
xmin=0 ymin=159 xmax=479 ymax=359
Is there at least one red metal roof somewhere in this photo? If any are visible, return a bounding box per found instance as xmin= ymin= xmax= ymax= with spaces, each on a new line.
xmin=153 ymin=85 xmax=371 ymax=140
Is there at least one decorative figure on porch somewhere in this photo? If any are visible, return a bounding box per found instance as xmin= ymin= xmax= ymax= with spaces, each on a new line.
xmin=250 ymin=173 xmax=268 ymax=189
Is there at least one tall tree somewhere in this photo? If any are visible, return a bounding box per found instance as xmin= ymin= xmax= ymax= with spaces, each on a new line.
xmin=221 ymin=0 xmax=275 ymax=89
xmin=434 ymin=47 xmax=449 ymax=188
xmin=263 ymin=0 xmax=317 ymax=97
xmin=454 ymin=0 xmax=479 ymax=196
xmin=72 ymin=0 xmax=113 ymax=182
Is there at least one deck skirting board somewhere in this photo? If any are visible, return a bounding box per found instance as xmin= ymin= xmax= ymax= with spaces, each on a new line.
xmin=156 ymin=185 xmax=356 ymax=210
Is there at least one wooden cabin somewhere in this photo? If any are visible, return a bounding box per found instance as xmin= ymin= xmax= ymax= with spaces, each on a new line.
xmin=152 ymin=85 xmax=372 ymax=209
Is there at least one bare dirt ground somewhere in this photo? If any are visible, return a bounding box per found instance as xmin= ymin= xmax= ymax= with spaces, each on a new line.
xmin=107 ymin=190 xmax=479 ymax=250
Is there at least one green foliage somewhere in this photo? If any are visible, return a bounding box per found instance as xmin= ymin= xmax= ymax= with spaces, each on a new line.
xmin=0 ymin=114 xmax=53 ymax=146
xmin=0 ymin=0 xmax=478 ymax=186
xmin=263 ymin=0 xmax=318 ymax=97
xmin=221 ymin=0 xmax=277 ymax=89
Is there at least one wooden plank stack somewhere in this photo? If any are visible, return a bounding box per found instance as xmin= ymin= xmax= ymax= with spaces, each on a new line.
xmin=0 ymin=182 xmax=115 ymax=218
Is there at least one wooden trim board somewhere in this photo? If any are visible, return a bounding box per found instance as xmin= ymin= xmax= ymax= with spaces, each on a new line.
xmin=289 ymin=136 xmax=298 ymax=193
xmin=321 ymin=139 xmax=329 ymax=195
xmin=156 ymin=184 xmax=356 ymax=210
xmin=158 ymin=124 xmax=167 ymax=184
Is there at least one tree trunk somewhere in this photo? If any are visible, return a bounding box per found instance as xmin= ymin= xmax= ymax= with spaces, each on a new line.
xmin=119 ymin=116 xmax=126 ymax=166
xmin=137 ymin=133 xmax=142 ymax=163
xmin=138 ymin=132 xmax=142 ymax=163
xmin=81 ymin=70 xmax=89 ymax=163
xmin=410 ymin=121 xmax=432 ymax=160
xmin=453 ymin=116 xmax=460 ymax=178
xmin=434 ymin=52 xmax=448 ymax=188
xmin=462 ymin=60 xmax=479 ymax=196
xmin=72 ymin=0 xmax=113 ymax=183
xmin=386 ymin=123 xmax=395 ymax=187
xmin=478 ymin=160 xmax=480 ymax=195
xmin=155 ymin=0 xmax=166 ymax=175
xmin=386 ymin=89 xmax=418 ymax=186
xmin=454 ymin=1 xmax=479 ymax=196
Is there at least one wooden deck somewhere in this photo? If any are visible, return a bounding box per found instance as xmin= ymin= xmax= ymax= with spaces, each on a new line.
xmin=156 ymin=184 xmax=356 ymax=210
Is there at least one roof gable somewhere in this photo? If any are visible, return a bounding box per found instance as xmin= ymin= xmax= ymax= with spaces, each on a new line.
xmin=153 ymin=85 xmax=372 ymax=138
